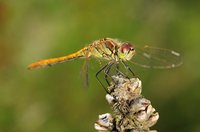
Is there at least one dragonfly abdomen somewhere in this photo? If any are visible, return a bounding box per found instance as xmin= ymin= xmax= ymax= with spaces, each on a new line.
xmin=28 ymin=50 xmax=85 ymax=70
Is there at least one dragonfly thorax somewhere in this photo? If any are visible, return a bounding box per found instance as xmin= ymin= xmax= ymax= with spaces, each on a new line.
xmin=90 ymin=38 xmax=136 ymax=62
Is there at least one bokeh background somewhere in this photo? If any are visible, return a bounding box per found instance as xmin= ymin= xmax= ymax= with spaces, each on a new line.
xmin=0 ymin=0 xmax=200 ymax=132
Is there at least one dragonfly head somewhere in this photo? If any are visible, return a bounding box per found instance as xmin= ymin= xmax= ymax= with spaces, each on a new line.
xmin=118 ymin=43 xmax=135 ymax=61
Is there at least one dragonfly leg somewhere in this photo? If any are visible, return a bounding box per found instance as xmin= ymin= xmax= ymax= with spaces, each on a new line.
xmin=96 ymin=63 xmax=109 ymax=93
xmin=81 ymin=57 xmax=90 ymax=87
xmin=121 ymin=60 xmax=135 ymax=77
xmin=85 ymin=58 xmax=89 ymax=86
xmin=115 ymin=64 xmax=127 ymax=77
xmin=104 ymin=62 xmax=114 ymax=86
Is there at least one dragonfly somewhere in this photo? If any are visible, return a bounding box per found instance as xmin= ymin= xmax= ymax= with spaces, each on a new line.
xmin=28 ymin=38 xmax=182 ymax=93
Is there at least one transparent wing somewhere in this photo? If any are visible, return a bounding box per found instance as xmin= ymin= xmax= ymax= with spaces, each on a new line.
xmin=130 ymin=45 xmax=182 ymax=69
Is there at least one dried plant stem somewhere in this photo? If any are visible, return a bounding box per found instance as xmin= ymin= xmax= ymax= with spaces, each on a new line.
xmin=95 ymin=75 xmax=159 ymax=132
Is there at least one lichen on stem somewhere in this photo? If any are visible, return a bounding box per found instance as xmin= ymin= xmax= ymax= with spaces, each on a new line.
xmin=95 ymin=74 xmax=159 ymax=132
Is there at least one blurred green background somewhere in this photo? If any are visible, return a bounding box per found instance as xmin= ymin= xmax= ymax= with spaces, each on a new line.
xmin=0 ymin=0 xmax=200 ymax=132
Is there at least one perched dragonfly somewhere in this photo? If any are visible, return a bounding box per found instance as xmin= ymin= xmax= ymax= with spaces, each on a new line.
xmin=28 ymin=38 xmax=182 ymax=92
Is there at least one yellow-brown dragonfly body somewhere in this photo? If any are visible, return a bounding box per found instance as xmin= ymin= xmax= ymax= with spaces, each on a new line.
xmin=28 ymin=38 xmax=135 ymax=70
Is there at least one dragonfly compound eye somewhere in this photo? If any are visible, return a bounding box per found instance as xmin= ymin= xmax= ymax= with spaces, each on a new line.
xmin=121 ymin=43 xmax=135 ymax=53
